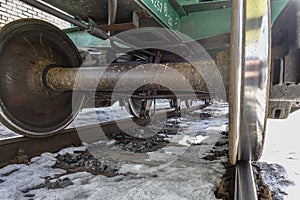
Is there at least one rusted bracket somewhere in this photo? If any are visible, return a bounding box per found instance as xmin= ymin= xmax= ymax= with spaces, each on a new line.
xmin=97 ymin=10 xmax=147 ymax=32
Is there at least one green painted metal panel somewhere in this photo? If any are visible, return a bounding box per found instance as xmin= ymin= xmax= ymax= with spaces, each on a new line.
xmin=271 ymin=0 xmax=290 ymax=23
xmin=169 ymin=0 xmax=187 ymax=16
xmin=135 ymin=0 xmax=180 ymax=30
xmin=181 ymin=1 xmax=231 ymax=13
xmin=64 ymin=0 xmax=290 ymax=46
xmin=179 ymin=0 xmax=289 ymax=41
xmin=179 ymin=7 xmax=231 ymax=41
xmin=177 ymin=0 xmax=199 ymax=6
xmin=179 ymin=0 xmax=229 ymax=7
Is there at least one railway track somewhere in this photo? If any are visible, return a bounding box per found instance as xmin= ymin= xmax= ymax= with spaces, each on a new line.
xmin=0 ymin=104 xmax=205 ymax=168
xmin=234 ymin=161 xmax=258 ymax=200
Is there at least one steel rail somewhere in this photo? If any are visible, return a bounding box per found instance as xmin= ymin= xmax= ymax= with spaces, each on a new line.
xmin=0 ymin=105 xmax=204 ymax=168
xmin=234 ymin=161 xmax=258 ymax=200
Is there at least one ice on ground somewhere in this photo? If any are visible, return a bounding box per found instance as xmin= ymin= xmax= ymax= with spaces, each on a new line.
xmin=0 ymin=124 xmax=17 ymax=139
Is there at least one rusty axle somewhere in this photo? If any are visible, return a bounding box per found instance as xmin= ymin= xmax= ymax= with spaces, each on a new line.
xmin=45 ymin=60 xmax=228 ymax=97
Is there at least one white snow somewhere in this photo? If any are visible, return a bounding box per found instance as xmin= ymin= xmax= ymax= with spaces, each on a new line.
xmin=0 ymin=100 xmax=228 ymax=200
xmin=57 ymin=146 xmax=88 ymax=156
xmin=0 ymin=153 xmax=66 ymax=199
xmin=261 ymin=111 xmax=300 ymax=199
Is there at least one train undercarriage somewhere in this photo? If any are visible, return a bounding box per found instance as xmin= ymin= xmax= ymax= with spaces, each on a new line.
xmin=0 ymin=0 xmax=299 ymax=168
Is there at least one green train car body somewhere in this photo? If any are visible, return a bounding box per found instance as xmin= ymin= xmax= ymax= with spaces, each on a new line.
xmin=42 ymin=0 xmax=290 ymax=47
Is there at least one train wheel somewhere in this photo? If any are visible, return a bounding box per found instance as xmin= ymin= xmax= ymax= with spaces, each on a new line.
xmin=229 ymin=0 xmax=271 ymax=164
xmin=184 ymin=99 xmax=193 ymax=108
xmin=169 ymin=99 xmax=181 ymax=108
xmin=0 ymin=19 xmax=84 ymax=137
xmin=127 ymin=98 xmax=153 ymax=118
xmin=204 ymin=99 xmax=212 ymax=105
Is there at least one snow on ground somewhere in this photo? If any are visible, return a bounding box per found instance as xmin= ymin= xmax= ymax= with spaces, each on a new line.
xmin=261 ymin=111 xmax=300 ymax=200
xmin=0 ymin=101 xmax=229 ymax=200
xmin=0 ymin=100 xmax=133 ymax=139
xmin=0 ymin=124 xmax=16 ymax=139
xmin=2 ymin=99 xmax=299 ymax=199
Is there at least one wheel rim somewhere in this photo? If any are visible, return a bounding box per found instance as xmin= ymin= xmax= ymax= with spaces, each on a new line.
xmin=169 ymin=99 xmax=181 ymax=108
xmin=229 ymin=0 xmax=271 ymax=164
xmin=128 ymin=98 xmax=153 ymax=118
xmin=185 ymin=99 xmax=193 ymax=108
xmin=0 ymin=19 xmax=84 ymax=137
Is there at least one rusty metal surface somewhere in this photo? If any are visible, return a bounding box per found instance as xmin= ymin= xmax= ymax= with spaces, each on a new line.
xmin=98 ymin=22 xmax=138 ymax=32
xmin=108 ymin=0 xmax=117 ymax=25
xmin=45 ymin=62 xmax=206 ymax=93
xmin=0 ymin=132 xmax=82 ymax=168
xmin=0 ymin=19 xmax=84 ymax=137
xmin=45 ymin=59 xmax=229 ymax=97
xmin=216 ymin=50 xmax=230 ymax=97
xmin=98 ymin=10 xmax=142 ymax=32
